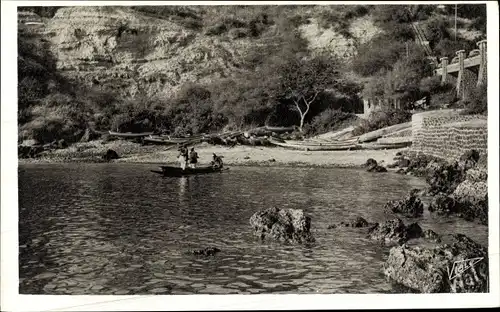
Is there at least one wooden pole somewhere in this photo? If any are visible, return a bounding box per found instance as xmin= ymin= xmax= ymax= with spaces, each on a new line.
xmin=454 ymin=4 xmax=458 ymax=42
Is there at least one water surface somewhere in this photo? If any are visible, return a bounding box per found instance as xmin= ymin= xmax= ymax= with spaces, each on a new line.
xmin=18 ymin=163 xmax=487 ymax=294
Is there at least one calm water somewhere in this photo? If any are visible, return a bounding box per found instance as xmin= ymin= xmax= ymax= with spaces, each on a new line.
xmin=18 ymin=163 xmax=488 ymax=295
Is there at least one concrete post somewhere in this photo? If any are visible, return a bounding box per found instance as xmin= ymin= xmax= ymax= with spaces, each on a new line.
xmin=456 ymin=50 xmax=466 ymax=99
xmin=440 ymin=57 xmax=448 ymax=84
xmin=477 ymin=40 xmax=487 ymax=86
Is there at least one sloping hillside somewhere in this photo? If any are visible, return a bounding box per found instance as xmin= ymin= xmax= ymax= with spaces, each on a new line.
xmin=17 ymin=4 xmax=487 ymax=145
xmin=19 ymin=6 xmax=381 ymax=98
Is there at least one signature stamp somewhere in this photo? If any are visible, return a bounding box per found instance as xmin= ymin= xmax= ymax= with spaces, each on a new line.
xmin=447 ymin=257 xmax=484 ymax=280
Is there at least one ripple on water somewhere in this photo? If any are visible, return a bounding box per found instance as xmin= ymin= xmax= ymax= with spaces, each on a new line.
xmin=18 ymin=164 xmax=487 ymax=294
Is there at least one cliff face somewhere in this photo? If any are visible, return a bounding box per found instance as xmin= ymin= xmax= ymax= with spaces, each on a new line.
xmin=18 ymin=6 xmax=380 ymax=99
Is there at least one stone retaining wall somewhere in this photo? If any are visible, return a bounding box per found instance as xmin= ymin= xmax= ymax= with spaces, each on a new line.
xmin=411 ymin=109 xmax=487 ymax=161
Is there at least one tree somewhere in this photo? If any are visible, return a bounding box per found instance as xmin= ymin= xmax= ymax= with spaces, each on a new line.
xmin=275 ymin=53 xmax=342 ymax=132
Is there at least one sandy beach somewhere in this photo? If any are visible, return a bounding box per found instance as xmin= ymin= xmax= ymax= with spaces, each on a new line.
xmin=18 ymin=140 xmax=408 ymax=168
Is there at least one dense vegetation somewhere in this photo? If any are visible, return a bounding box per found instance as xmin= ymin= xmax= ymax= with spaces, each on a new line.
xmin=18 ymin=4 xmax=487 ymax=144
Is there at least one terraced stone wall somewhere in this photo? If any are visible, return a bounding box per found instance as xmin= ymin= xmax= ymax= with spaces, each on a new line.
xmin=411 ymin=109 xmax=487 ymax=161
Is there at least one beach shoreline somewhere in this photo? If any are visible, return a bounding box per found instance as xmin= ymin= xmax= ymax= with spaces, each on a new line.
xmin=17 ymin=140 xmax=409 ymax=168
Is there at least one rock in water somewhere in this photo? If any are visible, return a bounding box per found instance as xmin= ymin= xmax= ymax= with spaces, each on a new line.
xmin=365 ymin=158 xmax=387 ymax=173
xmin=384 ymin=234 xmax=488 ymax=293
xmin=339 ymin=216 xmax=371 ymax=228
xmin=103 ymin=149 xmax=119 ymax=161
xmin=428 ymin=194 xmax=458 ymax=214
xmin=368 ymin=218 xmax=423 ymax=245
xmin=190 ymin=247 xmax=221 ymax=257
xmin=249 ymin=207 xmax=314 ymax=244
xmin=384 ymin=194 xmax=424 ymax=217
xmin=423 ymin=229 xmax=441 ymax=242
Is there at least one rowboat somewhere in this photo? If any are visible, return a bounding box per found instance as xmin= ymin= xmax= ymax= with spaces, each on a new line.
xmin=151 ymin=165 xmax=226 ymax=177
xmin=269 ymin=139 xmax=359 ymax=151
xmin=285 ymin=137 xmax=359 ymax=145
xmin=109 ymin=131 xmax=154 ymax=138
xmin=264 ymin=126 xmax=295 ymax=133
xmin=358 ymin=142 xmax=412 ymax=150
xmin=143 ymin=136 xmax=177 ymax=145
xmin=358 ymin=122 xmax=412 ymax=143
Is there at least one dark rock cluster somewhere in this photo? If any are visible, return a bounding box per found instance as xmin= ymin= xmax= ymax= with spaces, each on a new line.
xmin=249 ymin=207 xmax=314 ymax=244
xmin=384 ymin=193 xmax=424 ymax=217
xmin=365 ymin=158 xmax=387 ymax=173
xmin=384 ymin=234 xmax=488 ymax=293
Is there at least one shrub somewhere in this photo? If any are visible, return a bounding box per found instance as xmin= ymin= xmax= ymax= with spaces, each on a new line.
xmin=303 ymin=109 xmax=358 ymax=136
xmin=228 ymin=28 xmax=249 ymax=39
xmin=433 ymin=39 xmax=477 ymax=60
xmin=461 ymin=84 xmax=487 ymax=115
xmin=352 ymin=36 xmax=404 ymax=76
xmin=353 ymin=108 xmax=412 ymax=136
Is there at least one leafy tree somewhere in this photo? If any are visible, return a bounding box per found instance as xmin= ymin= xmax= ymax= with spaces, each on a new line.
xmin=274 ymin=53 xmax=345 ymax=132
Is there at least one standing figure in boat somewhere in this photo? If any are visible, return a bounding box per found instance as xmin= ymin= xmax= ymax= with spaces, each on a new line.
xmin=211 ymin=153 xmax=224 ymax=169
xmin=178 ymin=144 xmax=189 ymax=170
xmin=189 ymin=147 xmax=199 ymax=169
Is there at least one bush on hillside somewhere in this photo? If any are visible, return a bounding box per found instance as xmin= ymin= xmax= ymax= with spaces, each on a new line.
xmin=352 ymin=36 xmax=404 ymax=76
xmin=433 ymin=39 xmax=477 ymax=60
xmin=303 ymin=109 xmax=358 ymax=136
xmin=461 ymin=84 xmax=487 ymax=115
xmin=419 ymin=76 xmax=457 ymax=109
xmin=352 ymin=108 xmax=412 ymax=136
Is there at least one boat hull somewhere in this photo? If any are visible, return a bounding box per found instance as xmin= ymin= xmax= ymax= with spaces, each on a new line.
xmin=269 ymin=139 xmax=359 ymax=151
xmin=109 ymin=131 xmax=154 ymax=138
xmin=152 ymin=166 xmax=225 ymax=177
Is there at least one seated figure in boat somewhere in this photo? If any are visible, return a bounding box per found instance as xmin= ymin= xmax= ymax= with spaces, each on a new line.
xmin=189 ymin=147 xmax=199 ymax=169
xmin=177 ymin=144 xmax=189 ymax=170
xmin=211 ymin=153 xmax=224 ymax=169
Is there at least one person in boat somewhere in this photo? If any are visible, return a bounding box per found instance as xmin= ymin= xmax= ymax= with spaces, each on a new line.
xmin=178 ymin=144 xmax=189 ymax=170
xmin=188 ymin=147 xmax=199 ymax=169
xmin=211 ymin=153 xmax=224 ymax=169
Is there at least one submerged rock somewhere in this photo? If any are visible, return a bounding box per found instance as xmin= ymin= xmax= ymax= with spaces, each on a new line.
xmin=190 ymin=247 xmax=221 ymax=257
xmin=384 ymin=193 xmax=424 ymax=217
xmin=338 ymin=216 xmax=371 ymax=228
xmin=249 ymin=207 xmax=314 ymax=244
xmin=384 ymin=234 xmax=488 ymax=293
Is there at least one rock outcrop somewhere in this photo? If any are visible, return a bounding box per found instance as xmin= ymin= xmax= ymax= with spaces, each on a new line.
xmin=249 ymin=207 xmax=314 ymax=244
xmin=384 ymin=192 xmax=424 ymax=217
xmin=102 ymin=149 xmax=119 ymax=161
xmin=189 ymin=247 xmax=221 ymax=257
xmin=384 ymin=234 xmax=488 ymax=293
xmin=368 ymin=218 xmax=423 ymax=245
xmin=365 ymin=158 xmax=387 ymax=173
xmin=328 ymin=216 xmax=372 ymax=229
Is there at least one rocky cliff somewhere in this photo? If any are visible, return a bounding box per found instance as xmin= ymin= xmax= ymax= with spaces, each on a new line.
xmin=18 ymin=6 xmax=381 ymax=99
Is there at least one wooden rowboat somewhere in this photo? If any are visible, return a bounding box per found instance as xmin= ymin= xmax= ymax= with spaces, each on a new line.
xmin=269 ymin=139 xmax=359 ymax=151
xmin=151 ymin=165 xmax=226 ymax=177
xmin=109 ymin=131 xmax=154 ymax=138
xmin=264 ymin=126 xmax=295 ymax=133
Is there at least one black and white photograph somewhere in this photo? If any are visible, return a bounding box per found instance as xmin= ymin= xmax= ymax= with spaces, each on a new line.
xmin=1 ymin=0 xmax=499 ymax=310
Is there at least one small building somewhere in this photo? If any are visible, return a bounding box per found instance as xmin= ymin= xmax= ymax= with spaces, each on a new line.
xmin=362 ymin=97 xmax=403 ymax=117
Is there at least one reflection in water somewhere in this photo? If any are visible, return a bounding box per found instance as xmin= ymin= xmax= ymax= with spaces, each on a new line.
xmin=18 ymin=164 xmax=487 ymax=295
xmin=179 ymin=176 xmax=188 ymax=198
